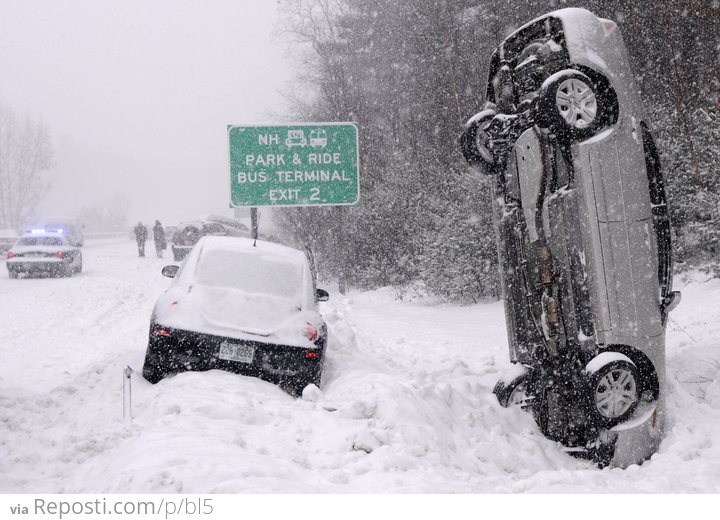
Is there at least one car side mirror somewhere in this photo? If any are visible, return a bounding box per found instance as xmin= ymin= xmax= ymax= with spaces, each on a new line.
xmin=662 ymin=290 xmax=681 ymax=313
xmin=316 ymin=288 xmax=329 ymax=302
xmin=162 ymin=265 xmax=180 ymax=278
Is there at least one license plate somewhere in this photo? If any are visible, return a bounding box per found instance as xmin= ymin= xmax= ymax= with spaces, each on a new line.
xmin=218 ymin=342 xmax=255 ymax=364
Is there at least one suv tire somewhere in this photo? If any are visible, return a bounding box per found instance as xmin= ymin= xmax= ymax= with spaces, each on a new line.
xmin=585 ymin=353 xmax=640 ymax=427
xmin=460 ymin=109 xmax=498 ymax=175
xmin=535 ymin=69 xmax=618 ymax=141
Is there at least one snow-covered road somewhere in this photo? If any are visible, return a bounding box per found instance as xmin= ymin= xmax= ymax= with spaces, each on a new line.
xmin=1 ymin=239 xmax=719 ymax=492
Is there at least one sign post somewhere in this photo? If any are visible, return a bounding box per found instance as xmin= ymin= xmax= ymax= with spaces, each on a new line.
xmin=228 ymin=123 xmax=359 ymax=207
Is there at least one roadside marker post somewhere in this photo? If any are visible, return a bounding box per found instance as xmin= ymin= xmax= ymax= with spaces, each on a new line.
xmin=123 ymin=366 xmax=133 ymax=423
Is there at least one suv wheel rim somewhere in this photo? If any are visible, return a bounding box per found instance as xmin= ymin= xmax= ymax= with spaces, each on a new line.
xmin=594 ymin=367 xmax=637 ymax=419
xmin=556 ymin=78 xmax=597 ymax=129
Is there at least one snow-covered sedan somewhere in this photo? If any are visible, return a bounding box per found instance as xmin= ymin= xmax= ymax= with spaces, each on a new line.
xmin=6 ymin=232 xmax=83 ymax=278
xmin=142 ymin=236 xmax=329 ymax=395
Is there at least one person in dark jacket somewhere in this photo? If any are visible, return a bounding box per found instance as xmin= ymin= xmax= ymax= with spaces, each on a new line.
xmin=133 ymin=221 xmax=148 ymax=257
xmin=153 ymin=220 xmax=167 ymax=258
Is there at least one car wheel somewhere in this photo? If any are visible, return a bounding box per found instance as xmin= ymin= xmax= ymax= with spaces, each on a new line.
xmin=8 ymin=269 xmax=18 ymax=279
xmin=142 ymin=338 xmax=169 ymax=384
xmin=585 ymin=353 xmax=640 ymax=427
xmin=493 ymin=365 xmax=530 ymax=408
xmin=460 ymin=109 xmax=498 ymax=174
xmin=172 ymin=249 xmax=185 ymax=262
xmin=74 ymin=253 xmax=83 ymax=274
xmin=535 ymin=69 xmax=617 ymax=141
xmin=142 ymin=352 xmax=166 ymax=384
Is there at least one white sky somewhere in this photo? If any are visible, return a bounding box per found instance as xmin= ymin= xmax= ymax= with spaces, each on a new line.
xmin=0 ymin=0 xmax=294 ymax=226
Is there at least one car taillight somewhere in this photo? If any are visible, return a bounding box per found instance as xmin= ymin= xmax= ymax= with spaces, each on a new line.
xmin=54 ymin=251 xmax=65 ymax=259
xmin=302 ymin=322 xmax=319 ymax=342
xmin=6 ymin=252 xmax=14 ymax=259
xmin=153 ymin=326 xmax=171 ymax=337
xmin=305 ymin=350 xmax=322 ymax=360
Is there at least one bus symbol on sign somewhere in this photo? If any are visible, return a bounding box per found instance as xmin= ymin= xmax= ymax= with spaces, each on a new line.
xmin=309 ymin=130 xmax=327 ymax=148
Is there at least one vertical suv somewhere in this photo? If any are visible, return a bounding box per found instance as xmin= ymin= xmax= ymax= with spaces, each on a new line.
xmin=460 ymin=8 xmax=680 ymax=467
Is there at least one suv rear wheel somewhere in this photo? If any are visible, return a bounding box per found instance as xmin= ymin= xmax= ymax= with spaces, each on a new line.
xmin=585 ymin=353 xmax=640 ymax=427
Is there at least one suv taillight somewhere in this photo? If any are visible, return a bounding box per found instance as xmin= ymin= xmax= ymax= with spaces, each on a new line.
xmin=7 ymin=252 xmax=15 ymax=259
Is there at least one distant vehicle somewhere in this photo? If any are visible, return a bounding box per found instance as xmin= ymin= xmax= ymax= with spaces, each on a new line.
xmin=142 ymin=236 xmax=330 ymax=395
xmin=6 ymin=232 xmax=83 ymax=278
xmin=460 ymin=8 xmax=679 ymax=467
xmin=163 ymin=226 xmax=177 ymax=241
xmin=309 ymin=129 xmax=328 ymax=147
xmin=26 ymin=218 xmax=84 ymax=247
xmin=285 ymin=129 xmax=307 ymax=148
xmin=170 ymin=220 xmax=249 ymax=262
xmin=0 ymin=229 xmax=19 ymax=256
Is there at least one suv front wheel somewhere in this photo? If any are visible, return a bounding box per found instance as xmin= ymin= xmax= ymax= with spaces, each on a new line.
xmin=535 ymin=69 xmax=618 ymax=142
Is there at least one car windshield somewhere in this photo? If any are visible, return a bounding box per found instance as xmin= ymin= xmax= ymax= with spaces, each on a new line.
xmin=18 ymin=236 xmax=63 ymax=246
xmin=194 ymin=248 xmax=303 ymax=299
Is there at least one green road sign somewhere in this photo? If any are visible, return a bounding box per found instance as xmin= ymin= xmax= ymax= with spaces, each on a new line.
xmin=228 ymin=123 xmax=359 ymax=207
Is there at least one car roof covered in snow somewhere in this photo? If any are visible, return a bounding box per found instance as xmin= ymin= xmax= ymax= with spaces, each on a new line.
xmin=14 ymin=231 xmax=72 ymax=248
xmin=194 ymin=236 xmax=308 ymax=262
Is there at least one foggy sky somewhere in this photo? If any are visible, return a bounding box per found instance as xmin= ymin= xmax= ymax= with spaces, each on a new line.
xmin=0 ymin=0 xmax=293 ymax=227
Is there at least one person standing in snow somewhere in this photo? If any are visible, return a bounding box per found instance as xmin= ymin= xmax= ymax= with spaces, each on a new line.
xmin=133 ymin=221 xmax=148 ymax=257
xmin=153 ymin=220 xmax=166 ymax=258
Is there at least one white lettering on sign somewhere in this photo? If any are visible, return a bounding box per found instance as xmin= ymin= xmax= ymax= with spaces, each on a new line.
xmin=245 ymin=154 xmax=286 ymax=167
xmin=269 ymin=188 xmax=301 ymax=201
xmin=237 ymin=171 xmax=268 ymax=183
xmin=258 ymin=134 xmax=280 ymax=145
xmin=275 ymin=170 xmax=350 ymax=182
xmin=307 ymin=152 xmax=342 ymax=165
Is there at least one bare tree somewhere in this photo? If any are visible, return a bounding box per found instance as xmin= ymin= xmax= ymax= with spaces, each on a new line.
xmin=0 ymin=102 xmax=53 ymax=229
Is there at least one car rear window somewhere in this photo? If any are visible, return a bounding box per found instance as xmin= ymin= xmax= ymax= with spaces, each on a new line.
xmin=194 ymin=248 xmax=304 ymax=298
xmin=18 ymin=236 xmax=63 ymax=246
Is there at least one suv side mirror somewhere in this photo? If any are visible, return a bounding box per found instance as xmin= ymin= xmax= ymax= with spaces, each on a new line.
xmin=316 ymin=288 xmax=329 ymax=302
xmin=162 ymin=265 xmax=180 ymax=278
xmin=662 ymin=290 xmax=681 ymax=314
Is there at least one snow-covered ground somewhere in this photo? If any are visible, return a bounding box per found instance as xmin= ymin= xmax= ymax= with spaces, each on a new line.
xmin=1 ymin=239 xmax=719 ymax=493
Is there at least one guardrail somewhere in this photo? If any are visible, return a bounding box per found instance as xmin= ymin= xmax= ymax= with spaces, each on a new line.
xmin=85 ymin=231 xmax=131 ymax=240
